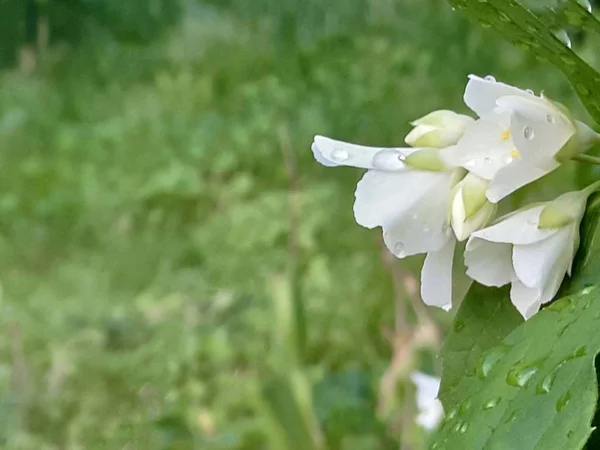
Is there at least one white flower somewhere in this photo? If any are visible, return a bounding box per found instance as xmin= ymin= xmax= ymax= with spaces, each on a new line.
xmin=443 ymin=75 xmax=600 ymax=203
xmin=405 ymin=110 xmax=474 ymax=148
xmin=410 ymin=372 xmax=444 ymax=431
xmin=311 ymin=135 xmax=463 ymax=310
xmin=450 ymin=173 xmax=496 ymax=242
xmin=465 ymin=183 xmax=599 ymax=319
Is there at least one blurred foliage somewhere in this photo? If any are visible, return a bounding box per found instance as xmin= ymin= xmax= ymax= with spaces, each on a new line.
xmin=0 ymin=0 xmax=596 ymax=448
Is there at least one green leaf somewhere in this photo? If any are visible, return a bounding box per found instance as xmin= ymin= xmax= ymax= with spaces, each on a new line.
xmin=432 ymin=287 xmax=599 ymax=449
xmin=448 ymin=0 xmax=600 ymax=124
xmin=433 ymin=197 xmax=600 ymax=449
xmin=439 ymin=284 xmax=524 ymax=408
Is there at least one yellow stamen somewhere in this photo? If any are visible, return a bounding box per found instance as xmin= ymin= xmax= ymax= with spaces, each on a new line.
xmin=509 ymin=149 xmax=521 ymax=159
xmin=500 ymin=129 xmax=511 ymax=141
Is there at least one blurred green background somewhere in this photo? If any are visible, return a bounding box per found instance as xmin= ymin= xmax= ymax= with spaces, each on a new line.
xmin=0 ymin=0 xmax=597 ymax=449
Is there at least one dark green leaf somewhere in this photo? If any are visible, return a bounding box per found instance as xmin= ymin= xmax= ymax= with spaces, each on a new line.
xmin=448 ymin=0 xmax=600 ymax=124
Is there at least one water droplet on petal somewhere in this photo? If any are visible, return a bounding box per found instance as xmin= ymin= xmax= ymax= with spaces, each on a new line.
xmin=506 ymin=361 xmax=539 ymax=387
xmin=556 ymin=391 xmax=571 ymax=412
xmin=372 ymin=149 xmax=404 ymax=170
xmin=546 ymin=114 xmax=556 ymax=124
xmin=331 ymin=149 xmax=349 ymax=162
xmin=483 ymin=157 xmax=492 ymax=165
xmin=523 ymin=126 xmax=534 ymax=140
xmin=483 ymin=397 xmax=501 ymax=410
xmin=484 ymin=75 xmax=496 ymax=82
xmin=525 ymin=89 xmax=534 ymax=95
xmin=393 ymin=242 xmax=405 ymax=256
xmin=502 ymin=155 xmax=513 ymax=165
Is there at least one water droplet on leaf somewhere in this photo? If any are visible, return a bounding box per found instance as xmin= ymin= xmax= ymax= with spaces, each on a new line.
xmin=506 ymin=362 xmax=539 ymax=387
xmin=477 ymin=345 xmax=510 ymax=379
xmin=548 ymin=297 xmax=571 ymax=312
xmin=556 ymin=391 xmax=571 ymax=412
xmin=484 ymin=75 xmax=496 ymax=82
xmin=483 ymin=397 xmax=501 ymax=410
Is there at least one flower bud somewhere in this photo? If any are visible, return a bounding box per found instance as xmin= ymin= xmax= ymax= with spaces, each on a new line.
xmin=405 ymin=110 xmax=474 ymax=148
xmin=451 ymin=173 xmax=496 ymax=241
xmin=404 ymin=148 xmax=448 ymax=172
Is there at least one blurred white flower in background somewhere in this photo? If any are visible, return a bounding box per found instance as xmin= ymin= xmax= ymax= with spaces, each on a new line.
xmin=410 ymin=371 xmax=444 ymax=431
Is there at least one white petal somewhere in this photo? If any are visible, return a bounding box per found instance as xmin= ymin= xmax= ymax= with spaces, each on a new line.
xmin=500 ymin=96 xmax=573 ymax=169
xmin=512 ymin=226 xmax=574 ymax=290
xmin=464 ymin=74 xmax=534 ymax=117
xmin=421 ymin=237 xmax=456 ymax=310
xmin=510 ymin=281 xmax=542 ymax=319
xmin=486 ymin=159 xmax=551 ymax=203
xmin=464 ymin=237 xmax=516 ymax=287
xmin=471 ymin=205 xmax=558 ymax=245
xmin=353 ymin=169 xmax=448 ymax=230
xmin=441 ymin=112 xmax=513 ymax=180
xmin=312 ymin=135 xmax=416 ymax=170
xmin=382 ymin=173 xmax=454 ymax=257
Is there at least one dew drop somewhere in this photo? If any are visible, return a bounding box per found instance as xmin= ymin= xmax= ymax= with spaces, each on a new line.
xmin=483 ymin=157 xmax=492 ymax=165
xmin=523 ymin=126 xmax=534 ymax=141
xmin=331 ymin=149 xmax=349 ymax=162
xmin=459 ymin=400 xmax=471 ymax=414
xmin=578 ymin=0 xmax=592 ymax=13
xmin=525 ymin=89 xmax=534 ymax=95
xmin=459 ymin=422 xmax=469 ymax=433
xmin=372 ymin=149 xmax=404 ymax=170
xmin=567 ymin=430 xmax=574 ymax=438
xmin=577 ymin=84 xmax=591 ymax=96
xmin=503 ymin=410 xmax=518 ymax=424
xmin=483 ymin=397 xmax=501 ymax=410
xmin=582 ymin=286 xmax=595 ymax=295
xmin=556 ymin=391 xmax=571 ymax=412
xmin=502 ymin=155 xmax=513 ymax=165
xmin=446 ymin=407 xmax=458 ymax=421
xmin=477 ymin=345 xmax=510 ymax=379
xmin=506 ymin=362 xmax=539 ymax=388
xmin=394 ymin=242 xmax=405 ymax=256
xmin=546 ymin=114 xmax=556 ymax=124
xmin=555 ymin=30 xmax=572 ymax=49
xmin=484 ymin=75 xmax=496 ymax=82
xmin=498 ymin=12 xmax=510 ymax=22
xmin=479 ymin=21 xmax=492 ymax=28
xmin=548 ymin=297 xmax=571 ymax=312
xmin=536 ymin=364 xmax=563 ymax=395
xmin=453 ymin=320 xmax=465 ymax=333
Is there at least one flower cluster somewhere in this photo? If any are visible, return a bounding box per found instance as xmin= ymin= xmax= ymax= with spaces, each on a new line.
xmin=312 ymin=75 xmax=600 ymax=318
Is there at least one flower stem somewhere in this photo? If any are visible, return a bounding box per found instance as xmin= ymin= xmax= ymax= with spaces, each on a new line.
xmin=573 ymin=153 xmax=600 ymax=166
